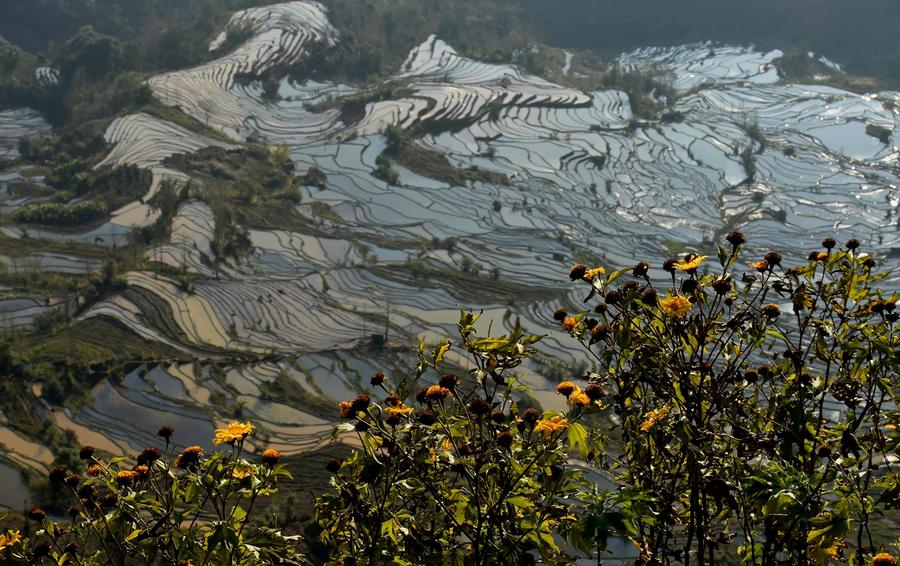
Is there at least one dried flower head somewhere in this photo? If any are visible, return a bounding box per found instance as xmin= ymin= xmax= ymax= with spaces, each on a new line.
xmin=632 ymin=262 xmax=650 ymax=277
xmin=138 ymin=447 xmax=162 ymax=466
xmin=569 ymin=263 xmax=587 ymax=281
xmin=552 ymin=308 xmax=568 ymax=321
xmin=762 ymin=304 xmax=781 ymax=319
xmin=522 ymin=407 xmax=542 ymax=426
xmin=370 ymin=372 xmax=385 ymax=386
xmin=157 ymin=426 xmax=174 ymax=440
xmin=79 ymin=446 xmax=95 ymax=460
xmin=822 ymin=237 xmax=836 ymax=250
xmin=555 ymin=381 xmax=577 ymax=397
xmin=726 ymin=231 xmax=746 ymax=247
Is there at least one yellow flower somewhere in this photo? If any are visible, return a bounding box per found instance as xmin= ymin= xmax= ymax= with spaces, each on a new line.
xmin=385 ymin=402 xmax=413 ymax=418
xmin=584 ymin=267 xmax=606 ymax=281
xmin=534 ymin=416 xmax=570 ymax=439
xmin=640 ymin=405 xmax=670 ymax=431
xmin=873 ymin=553 xmax=897 ymax=566
xmin=568 ymin=390 xmax=592 ymax=410
xmin=232 ymin=467 xmax=253 ymax=480
xmin=659 ymin=296 xmax=692 ymax=317
xmin=561 ymin=316 xmax=577 ymax=331
xmin=0 ymin=530 xmax=21 ymax=550
xmin=673 ymin=254 xmax=708 ymax=272
xmin=213 ymin=421 xmax=255 ymax=445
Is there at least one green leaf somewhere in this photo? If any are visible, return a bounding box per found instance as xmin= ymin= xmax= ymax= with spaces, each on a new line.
xmin=567 ymin=422 xmax=589 ymax=459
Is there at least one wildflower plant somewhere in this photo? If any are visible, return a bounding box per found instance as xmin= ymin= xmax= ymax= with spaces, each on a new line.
xmin=562 ymin=236 xmax=900 ymax=564
xmin=315 ymin=313 xmax=596 ymax=565
xmin=2 ymin=424 xmax=297 ymax=565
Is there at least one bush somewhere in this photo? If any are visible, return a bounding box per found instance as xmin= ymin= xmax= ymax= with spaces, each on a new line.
xmin=561 ymin=236 xmax=900 ymax=564
xmin=316 ymin=236 xmax=900 ymax=565
xmin=1 ymin=423 xmax=297 ymax=564
xmin=316 ymin=314 xmax=592 ymax=564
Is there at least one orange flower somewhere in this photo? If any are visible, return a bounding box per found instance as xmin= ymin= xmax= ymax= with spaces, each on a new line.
xmin=232 ymin=467 xmax=253 ymax=480
xmin=873 ymin=553 xmax=897 ymax=566
xmin=213 ymin=422 xmax=255 ymax=445
xmin=261 ymin=449 xmax=281 ymax=466
xmin=86 ymin=464 xmax=102 ymax=477
xmin=659 ymin=296 xmax=692 ymax=317
xmin=568 ymin=390 xmax=592 ymax=410
xmin=116 ymin=470 xmax=140 ymax=486
xmin=673 ymin=254 xmax=708 ymax=272
xmin=640 ymin=405 xmax=670 ymax=431
xmin=561 ymin=316 xmax=577 ymax=331
xmin=750 ymin=260 xmax=769 ymax=272
xmin=175 ymin=446 xmax=204 ymax=469
xmin=0 ymin=530 xmax=21 ymax=550
xmin=424 ymin=385 xmax=452 ymax=402
xmin=384 ymin=398 xmax=413 ymax=417
xmin=533 ymin=416 xmax=570 ymax=439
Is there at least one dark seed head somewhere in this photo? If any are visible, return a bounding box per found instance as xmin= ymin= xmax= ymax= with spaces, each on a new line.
xmin=821 ymin=237 xmax=836 ymax=250
xmin=468 ymin=398 xmax=491 ymax=416
xmin=632 ymin=262 xmax=650 ymax=277
xmin=79 ymin=446 xmax=95 ymax=460
xmin=29 ymin=508 xmax=47 ymax=522
xmin=712 ymin=278 xmax=732 ymax=296
xmin=49 ymin=466 xmax=68 ymax=484
xmin=496 ymin=431 xmax=513 ymax=449
xmin=845 ymin=239 xmax=860 ymax=250
xmin=552 ymin=308 xmax=568 ymax=321
xmin=593 ymin=302 xmax=608 ymax=315
xmin=326 ymin=459 xmax=342 ymax=473
xmin=137 ymin=447 xmax=162 ymax=466
xmin=681 ymin=279 xmax=698 ymax=294
xmin=370 ymin=372 xmax=385 ymax=386
xmin=569 ymin=263 xmax=587 ymax=281
xmin=157 ymin=426 xmax=174 ymax=440
xmin=663 ymin=259 xmax=677 ymax=273
xmin=585 ymin=384 xmax=604 ymax=401
xmin=764 ymin=251 xmax=782 ymax=266
xmin=418 ymin=411 xmax=437 ymax=425
xmin=762 ymin=304 xmax=781 ymax=319
xmin=726 ymin=231 xmax=746 ymax=248
xmin=522 ymin=407 xmax=541 ymax=426
xmin=439 ymin=374 xmax=459 ymax=389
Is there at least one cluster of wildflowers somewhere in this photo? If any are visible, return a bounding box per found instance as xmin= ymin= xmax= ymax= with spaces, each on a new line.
xmin=558 ymin=234 xmax=900 ymax=564
xmin=1 ymin=423 xmax=296 ymax=565
xmin=317 ymin=312 xmax=593 ymax=564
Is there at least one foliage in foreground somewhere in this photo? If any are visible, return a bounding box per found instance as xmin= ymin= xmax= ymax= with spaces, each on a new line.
xmin=0 ymin=424 xmax=297 ymax=565
xmin=316 ymin=235 xmax=900 ymax=565
xmin=1 ymin=235 xmax=899 ymax=565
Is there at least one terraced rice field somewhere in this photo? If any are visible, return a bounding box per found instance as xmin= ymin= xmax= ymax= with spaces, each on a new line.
xmin=2 ymin=1 xmax=899 ymax=523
